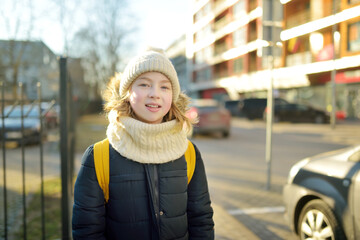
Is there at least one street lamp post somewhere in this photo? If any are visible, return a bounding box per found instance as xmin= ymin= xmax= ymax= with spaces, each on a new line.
xmin=330 ymin=0 xmax=337 ymax=129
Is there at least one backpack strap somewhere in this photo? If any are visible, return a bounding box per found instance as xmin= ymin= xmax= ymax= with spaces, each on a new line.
xmin=185 ymin=140 xmax=196 ymax=184
xmin=94 ymin=138 xmax=110 ymax=203
xmin=93 ymin=138 xmax=196 ymax=203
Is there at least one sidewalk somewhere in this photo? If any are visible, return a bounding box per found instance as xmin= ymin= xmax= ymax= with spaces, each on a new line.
xmin=213 ymin=203 xmax=259 ymax=240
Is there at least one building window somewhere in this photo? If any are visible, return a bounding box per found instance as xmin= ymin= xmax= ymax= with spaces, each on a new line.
xmin=204 ymin=46 xmax=213 ymax=61
xmin=195 ymin=67 xmax=212 ymax=82
xmin=195 ymin=50 xmax=204 ymax=64
xmin=214 ymin=62 xmax=228 ymax=79
xmin=215 ymin=38 xmax=227 ymax=56
xmin=233 ymin=57 xmax=244 ymax=73
xmin=348 ymin=0 xmax=360 ymax=4
xmin=233 ymin=0 xmax=246 ymax=18
xmin=348 ymin=21 xmax=360 ymax=52
xmin=233 ymin=27 xmax=246 ymax=47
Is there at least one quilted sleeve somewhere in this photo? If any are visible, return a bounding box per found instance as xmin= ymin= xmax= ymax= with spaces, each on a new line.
xmin=72 ymin=146 xmax=107 ymax=240
xmin=187 ymin=143 xmax=215 ymax=240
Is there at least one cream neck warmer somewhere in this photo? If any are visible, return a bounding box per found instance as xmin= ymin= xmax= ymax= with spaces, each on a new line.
xmin=106 ymin=113 xmax=188 ymax=164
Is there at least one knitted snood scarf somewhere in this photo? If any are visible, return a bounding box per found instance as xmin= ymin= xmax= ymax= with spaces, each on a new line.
xmin=106 ymin=111 xmax=188 ymax=164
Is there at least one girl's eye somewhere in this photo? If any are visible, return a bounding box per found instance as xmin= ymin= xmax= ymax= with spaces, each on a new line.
xmin=139 ymin=83 xmax=149 ymax=87
xmin=161 ymin=85 xmax=171 ymax=90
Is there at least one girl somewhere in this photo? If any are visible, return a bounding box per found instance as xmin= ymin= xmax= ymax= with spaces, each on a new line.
xmin=72 ymin=48 xmax=214 ymax=240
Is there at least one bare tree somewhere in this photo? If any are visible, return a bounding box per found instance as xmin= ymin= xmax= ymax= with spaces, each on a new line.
xmin=0 ymin=0 xmax=35 ymax=99
xmin=50 ymin=0 xmax=80 ymax=55
xmin=70 ymin=0 xmax=136 ymax=93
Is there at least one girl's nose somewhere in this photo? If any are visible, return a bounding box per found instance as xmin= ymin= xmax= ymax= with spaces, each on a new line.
xmin=148 ymin=86 xmax=160 ymax=98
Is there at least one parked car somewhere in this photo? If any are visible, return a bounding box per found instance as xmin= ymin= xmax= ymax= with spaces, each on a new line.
xmin=41 ymin=102 xmax=59 ymax=128
xmin=283 ymin=145 xmax=360 ymax=240
xmin=224 ymin=100 xmax=244 ymax=117
xmin=187 ymin=99 xmax=231 ymax=138
xmin=240 ymin=98 xmax=288 ymax=120
xmin=264 ymin=103 xmax=330 ymax=124
xmin=0 ymin=105 xmax=46 ymax=144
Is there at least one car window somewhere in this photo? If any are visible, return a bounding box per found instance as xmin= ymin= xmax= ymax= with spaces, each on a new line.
xmin=297 ymin=105 xmax=308 ymax=111
xmin=5 ymin=106 xmax=39 ymax=118
xmin=349 ymin=150 xmax=360 ymax=162
xmin=275 ymin=98 xmax=288 ymax=105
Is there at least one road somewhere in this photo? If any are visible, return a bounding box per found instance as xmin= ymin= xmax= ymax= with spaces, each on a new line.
xmin=192 ymin=118 xmax=360 ymax=239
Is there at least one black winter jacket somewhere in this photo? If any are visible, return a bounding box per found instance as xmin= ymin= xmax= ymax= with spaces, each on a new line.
xmin=72 ymin=142 xmax=214 ymax=240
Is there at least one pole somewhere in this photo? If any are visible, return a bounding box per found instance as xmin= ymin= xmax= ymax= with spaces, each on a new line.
xmin=265 ymin=0 xmax=275 ymax=190
xmin=330 ymin=0 xmax=337 ymax=129
xmin=37 ymin=82 xmax=46 ymax=240
xmin=1 ymin=81 xmax=8 ymax=240
xmin=265 ymin=53 xmax=274 ymax=191
xmin=60 ymin=57 xmax=72 ymax=240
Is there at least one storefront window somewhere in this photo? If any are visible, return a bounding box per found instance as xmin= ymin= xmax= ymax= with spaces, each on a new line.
xmin=348 ymin=21 xmax=360 ymax=52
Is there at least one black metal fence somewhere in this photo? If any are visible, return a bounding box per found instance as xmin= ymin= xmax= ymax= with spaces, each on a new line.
xmin=0 ymin=57 xmax=75 ymax=240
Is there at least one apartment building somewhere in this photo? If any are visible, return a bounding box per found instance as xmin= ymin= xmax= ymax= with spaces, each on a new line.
xmin=187 ymin=0 xmax=360 ymax=119
xmin=187 ymin=0 xmax=283 ymax=100
xmin=281 ymin=0 xmax=360 ymax=118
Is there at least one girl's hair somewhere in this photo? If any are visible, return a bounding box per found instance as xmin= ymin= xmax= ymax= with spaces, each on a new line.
xmin=103 ymin=73 xmax=195 ymax=132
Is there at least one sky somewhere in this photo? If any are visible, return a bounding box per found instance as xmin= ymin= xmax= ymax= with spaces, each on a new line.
xmin=0 ymin=0 xmax=190 ymax=56
xmin=129 ymin=0 xmax=190 ymax=53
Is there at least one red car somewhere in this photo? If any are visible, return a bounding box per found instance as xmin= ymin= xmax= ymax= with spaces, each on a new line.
xmin=187 ymin=99 xmax=231 ymax=138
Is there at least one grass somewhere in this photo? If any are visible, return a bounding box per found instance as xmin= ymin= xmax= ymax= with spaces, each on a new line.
xmin=75 ymin=113 xmax=108 ymax=152
xmin=13 ymin=178 xmax=62 ymax=240
xmin=12 ymin=113 xmax=108 ymax=239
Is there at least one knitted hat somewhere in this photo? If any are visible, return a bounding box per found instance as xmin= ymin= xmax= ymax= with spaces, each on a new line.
xmin=120 ymin=48 xmax=180 ymax=102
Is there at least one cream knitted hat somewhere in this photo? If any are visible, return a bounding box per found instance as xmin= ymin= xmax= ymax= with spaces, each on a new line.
xmin=120 ymin=48 xmax=180 ymax=102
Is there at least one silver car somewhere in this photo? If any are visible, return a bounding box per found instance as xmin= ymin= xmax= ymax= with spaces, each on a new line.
xmin=283 ymin=145 xmax=360 ymax=240
xmin=0 ymin=105 xmax=45 ymax=144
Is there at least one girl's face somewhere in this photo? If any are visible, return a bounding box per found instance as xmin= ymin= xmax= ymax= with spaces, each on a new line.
xmin=129 ymin=72 xmax=173 ymax=124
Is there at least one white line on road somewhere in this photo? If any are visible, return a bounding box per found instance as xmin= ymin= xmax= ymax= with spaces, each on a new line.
xmin=228 ymin=206 xmax=285 ymax=215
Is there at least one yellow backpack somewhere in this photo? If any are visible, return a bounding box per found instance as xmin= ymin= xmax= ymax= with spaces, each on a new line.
xmin=94 ymin=138 xmax=196 ymax=203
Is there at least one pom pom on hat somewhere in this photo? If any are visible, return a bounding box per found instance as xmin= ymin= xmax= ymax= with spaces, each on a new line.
xmin=120 ymin=47 xmax=180 ymax=102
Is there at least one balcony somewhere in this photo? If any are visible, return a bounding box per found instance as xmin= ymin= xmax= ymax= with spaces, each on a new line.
xmin=286 ymin=51 xmax=312 ymax=66
xmin=286 ymin=1 xmax=341 ymax=30
xmin=214 ymin=16 xmax=230 ymax=31
xmin=286 ymin=10 xmax=311 ymax=29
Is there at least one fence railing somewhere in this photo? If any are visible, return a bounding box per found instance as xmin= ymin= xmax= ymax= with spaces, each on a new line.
xmin=0 ymin=57 xmax=75 ymax=240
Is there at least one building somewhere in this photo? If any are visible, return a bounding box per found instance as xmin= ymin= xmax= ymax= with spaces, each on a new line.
xmin=0 ymin=40 xmax=89 ymax=106
xmin=166 ymin=34 xmax=192 ymax=95
xmin=281 ymin=0 xmax=360 ymax=119
xmin=187 ymin=0 xmax=283 ymax=102
xmin=0 ymin=40 xmax=59 ymax=100
xmin=187 ymin=0 xmax=360 ymax=119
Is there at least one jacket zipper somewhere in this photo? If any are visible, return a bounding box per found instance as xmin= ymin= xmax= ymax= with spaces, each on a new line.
xmin=144 ymin=164 xmax=161 ymax=236
xmin=153 ymin=165 xmax=160 ymax=233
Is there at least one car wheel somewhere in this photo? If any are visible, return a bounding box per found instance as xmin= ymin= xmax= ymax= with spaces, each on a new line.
xmin=298 ymin=199 xmax=345 ymax=240
xmin=222 ymin=130 xmax=230 ymax=138
xmin=314 ymin=115 xmax=324 ymax=124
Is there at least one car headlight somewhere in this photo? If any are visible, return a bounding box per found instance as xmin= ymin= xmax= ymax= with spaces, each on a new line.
xmin=287 ymin=158 xmax=310 ymax=184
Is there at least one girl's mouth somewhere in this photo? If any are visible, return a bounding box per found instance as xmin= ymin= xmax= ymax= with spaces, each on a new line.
xmin=146 ymin=104 xmax=161 ymax=108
